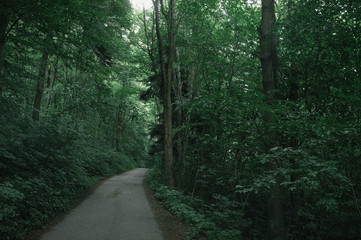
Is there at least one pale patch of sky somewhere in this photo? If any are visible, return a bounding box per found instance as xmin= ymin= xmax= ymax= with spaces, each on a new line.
xmin=130 ymin=0 xmax=260 ymax=11
xmin=247 ymin=0 xmax=261 ymax=7
xmin=130 ymin=0 xmax=153 ymax=10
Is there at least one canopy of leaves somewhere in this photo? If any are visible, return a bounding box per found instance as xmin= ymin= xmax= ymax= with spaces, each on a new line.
xmin=139 ymin=0 xmax=361 ymax=239
xmin=0 ymin=0 xmax=152 ymax=239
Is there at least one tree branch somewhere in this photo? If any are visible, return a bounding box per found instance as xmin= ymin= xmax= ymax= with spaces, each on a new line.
xmin=159 ymin=0 xmax=167 ymax=19
xmin=5 ymin=17 xmax=20 ymax=37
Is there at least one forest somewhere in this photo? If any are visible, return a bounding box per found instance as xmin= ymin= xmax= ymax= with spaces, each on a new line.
xmin=0 ymin=0 xmax=360 ymax=239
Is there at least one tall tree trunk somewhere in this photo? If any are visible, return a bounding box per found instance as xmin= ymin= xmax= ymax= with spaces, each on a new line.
xmin=45 ymin=57 xmax=58 ymax=115
xmin=258 ymin=0 xmax=284 ymax=239
xmin=174 ymin=48 xmax=184 ymax=187
xmin=32 ymin=50 xmax=49 ymax=121
xmin=165 ymin=0 xmax=177 ymax=188
xmin=153 ymin=0 xmax=176 ymax=187
xmin=178 ymin=52 xmax=195 ymax=188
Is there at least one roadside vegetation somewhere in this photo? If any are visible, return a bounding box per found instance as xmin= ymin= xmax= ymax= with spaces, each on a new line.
xmin=0 ymin=108 xmax=137 ymax=239
xmin=1 ymin=0 xmax=360 ymax=239
xmin=0 ymin=1 xmax=149 ymax=239
xmin=143 ymin=0 xmax=361 ymax=239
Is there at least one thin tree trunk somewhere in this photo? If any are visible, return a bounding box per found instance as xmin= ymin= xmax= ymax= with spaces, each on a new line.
xmin=174 ymin=48 xmax=185 ymax=187
xmin=45 ymin=57 xmax=58 ymax=115
xmin=258 ymin=0 xmax=284 ymax=239
xmin=32 ymin=50 xmax=49 ymax=121
xmin=174 ymin=69 xmax=182 ymax=185
xmin=114 ymin=102 xmax=124 ymax=152
xmin=180 ymin=62 xmax=195 ymax=187
xmin=142 ymin=7 xmax=157 ymax=73
xmin=115 ymin=120 xmax=122 ymax=152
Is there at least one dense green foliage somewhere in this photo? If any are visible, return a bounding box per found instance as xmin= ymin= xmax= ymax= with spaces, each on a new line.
xmin=141 ymin=0 xmax=361 ymax=239
xmin=0 ymin=102 xmax=136 ymax=239
xmin=1 ymin=0 xmax=361 ymax=239
xmin=0 ymin=0 xmax=150 ymax=239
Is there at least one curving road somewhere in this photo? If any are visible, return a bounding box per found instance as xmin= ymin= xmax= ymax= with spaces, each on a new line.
xmin=40 ymin=168 xmax=163 ymax=240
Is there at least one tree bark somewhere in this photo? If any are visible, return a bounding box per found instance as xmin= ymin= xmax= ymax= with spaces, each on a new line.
xmin=153 ymin=0 xmax=176 ymax=188
xmin=45 ymin=58 xmax=58 ymax=115
xmin=164 ymin=0 xmax=177 ymax=188
xmin=258 ymin=0 xmax=284 ymax=239
xmin=32 ymin=50 xmax=49 ymax=121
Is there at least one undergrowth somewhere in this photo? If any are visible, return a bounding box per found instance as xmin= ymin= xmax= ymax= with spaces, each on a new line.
xmin=146 ymin=168 xmax=246 ymax=240
xmin=0 ymin=104 xmax=137 ymax=240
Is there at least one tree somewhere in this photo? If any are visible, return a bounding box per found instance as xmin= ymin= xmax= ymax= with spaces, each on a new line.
xmin=32 ymin=45 xmax=49 ymax=121
xmin=152 ymin=0 xmax=177 ymax=187
xmin=258 ymin=0 xmax=284 ymax=239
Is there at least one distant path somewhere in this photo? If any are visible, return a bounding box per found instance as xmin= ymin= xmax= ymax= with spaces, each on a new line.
xmin=40 ymin=168 xmax=163 ymax=240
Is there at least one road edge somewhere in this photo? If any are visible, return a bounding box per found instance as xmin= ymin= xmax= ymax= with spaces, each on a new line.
xmin=143 ymin=176 xmax=189 ymax=240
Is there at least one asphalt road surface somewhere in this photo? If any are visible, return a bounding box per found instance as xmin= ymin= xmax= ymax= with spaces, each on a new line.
xmin=40 ymin=168 xmax=163 ymax=240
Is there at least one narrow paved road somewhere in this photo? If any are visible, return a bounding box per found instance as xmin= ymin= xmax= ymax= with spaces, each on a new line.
xmin=40 ymin=168 xmax=163 ymax=240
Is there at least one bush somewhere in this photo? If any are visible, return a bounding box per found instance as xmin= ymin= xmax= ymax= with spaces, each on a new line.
xmin=0 ymin=103 xmax=137 ymax=240
xmin=146 ymin=169 xmax=246 ymax=240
